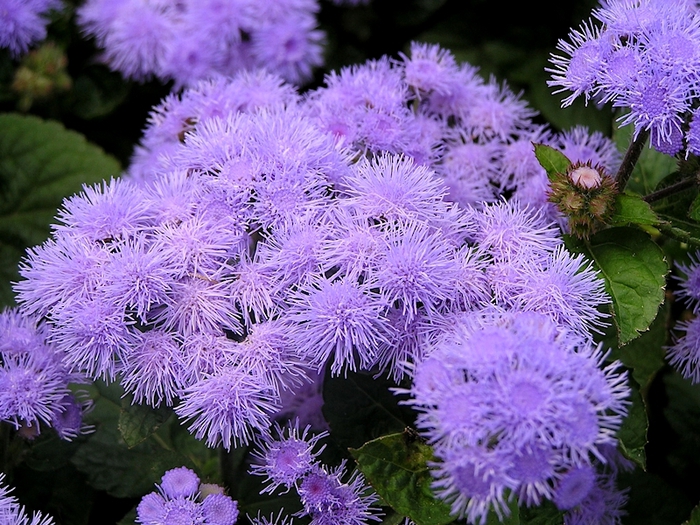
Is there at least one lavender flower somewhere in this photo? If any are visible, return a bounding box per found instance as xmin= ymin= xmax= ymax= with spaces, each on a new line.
xmin=406 ymin=310 xmax=630 ymax=524
xmin=0 ymin=0 xmax=61 ymax=57
xmin=136 ymin=466 xmax=239 ymax=525
xmin=76 ymin=0 xmax=326 ymax=86
xmin=249 ymin=419 xmax=329 ymax=493
xmin=547 ymin=0 xmax=700 ymax=154
xmin=0 ymin=308 xmax=90 ymax=439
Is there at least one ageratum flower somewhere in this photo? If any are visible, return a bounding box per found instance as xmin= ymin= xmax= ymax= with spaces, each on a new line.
xmin=0 ymin=0 xmax=61 ymax=57
xmin=406 ymin=310 xmax=630 ymax=524
xmin=249 ymin=418 xmax=329 ymax=494
xmin=136 ymin=466 xmax=239 ymax=525
xmin=547 ymin=0 xmax=700 ymax=154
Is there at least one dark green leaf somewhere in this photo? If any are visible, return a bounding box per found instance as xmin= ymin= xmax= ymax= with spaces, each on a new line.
xmin=609 ymin=192 xmax=662 ymax=228
xmin=350 ymin=432 xmax=455 ymax=525
xmin=322 ymin=369 xmax=417 ymax=450
xmin=604 ymin=300 xmax=669 ymax=391
xmin=566 ymin=227 xmax=668 ymax=345
xmin=617 ymin=378 xmax=648 ymax=469
xmin=518 ymin=500 xmax=563 ymax=525
xmin=533 ymin=143 xmax=571 ymax=182
xmin=682 ymin=503 xmax=700 ymax=525
xmin=70 ymin=381 xmax=211 ymax=499
xmin=118 ymin=397 xmax=173 ymax=449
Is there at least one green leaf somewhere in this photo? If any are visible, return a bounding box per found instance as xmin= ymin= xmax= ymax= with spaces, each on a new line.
xmin=118 ymin=396 xmax=173 ymax=449
xmin=322 ymin=369 xmax=417 ymax=450
xmin=682 ymin=503 xmax=700 ymax=525
xmin=599 ymin=299 xmax=669 ymax=391
xmin=350 ymin=432 xmax=455 ymax=525
xmin=566 ymin=227 xmax=668 ymax=345
xmin=518 ymin=500 xmax=563 ymax=525
xmin=533 ymin=143 xmax=571 ymax=182
xmin=617 ymin=378 xmax=648 ymax=469
xmin=609 ymin=192 xmax=662 ymax=228
xmin=70 ymin=381 xmax=212 ymax=498
xmin=0 ymin=112 xmax=121 ymax=306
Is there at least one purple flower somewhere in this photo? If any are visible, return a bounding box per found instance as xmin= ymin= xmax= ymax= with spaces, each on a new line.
xmin=667 ymin=315 xmax=700 ymax=383
xmin=119 ymin=329 xmax=185 ymax=407
xmin=202 ymin=493 xmax=240 ymax=525
xmin=400 ymin=41 xmax=461 ymax=97
xmin=77 ymin=0 xmax=178 ymax=81
xmin=340 ymin=152 xmax=450 ymax=224
xmin=674 ymin=250 xmax=700 ymax=312
xmin=296 ymin=462 xmax=382 ymax=525
xmin=0 ymin=0 xmax=61 ymax=56
xmin=175 ymin=367 xmax=279 ymax=450
xmin=406 ymin=310 xmax=630 ymax=523
xmin=466 ymin=198 xmax=563 ymax=262
xmin=249 ymin=13 xmax=325 ymax=85
xmin=285 ymin=274 xmax=392 ymax=376
xmin=0 ymin=308 xmax=90 ymax=439
xmin=250 ymin=418 xmax=329 ymax=493
xmin=136 ymin=466 xmax=239 ymax=525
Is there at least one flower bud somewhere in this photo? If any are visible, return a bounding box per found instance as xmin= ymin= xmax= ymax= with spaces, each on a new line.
xmin=547 ymin=161 xmax=618 ymax=239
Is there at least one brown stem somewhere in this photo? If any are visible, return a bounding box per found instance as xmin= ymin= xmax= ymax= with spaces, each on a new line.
xmin=643 ymin=175 xmax=699 ymax=203
xmin=615 ymin=128 xmax=650 ymax=190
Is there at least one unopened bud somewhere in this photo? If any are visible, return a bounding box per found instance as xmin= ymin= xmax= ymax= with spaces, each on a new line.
xmin=569 ymin=165 xmax=602 ymax=189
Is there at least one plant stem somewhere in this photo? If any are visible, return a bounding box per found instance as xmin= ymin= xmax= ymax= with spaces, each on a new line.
xmin=615 ymin=128 xmax=650 ymax=190
xmin=643 ymin=175 xmax=699 ymax=203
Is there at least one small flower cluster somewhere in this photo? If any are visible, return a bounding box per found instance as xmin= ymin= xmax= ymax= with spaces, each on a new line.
xmin=249 ymin=420 xmax=381 ymax=525
xmin=405 ymin=310 xmax=631 ymax=525
xmin=136 ymin=466 xmax=239 ymax=525
xmin=0 ymin=0 xmax=62 ymax=57
xmin=0 ymin=307 xmax=91 ymax=441
xmin=75 ymin=0 xmax=325 ymax=86
xmin=547 ymin=0 xmax=700 ymax=155
xmin=0 ymin=472 xmax=55 ymax=525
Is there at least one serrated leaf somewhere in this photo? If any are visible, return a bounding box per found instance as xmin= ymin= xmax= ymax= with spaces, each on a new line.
xmin=609 ymin=192 xmax=662 ymax=227
xmin=533 ymin=143 xmax=571 ymax=182
xmin=350 ymin=432 xmax=455 ymax=525
xmin=617 ymin=378 xmax=648 ymax=469
xmin=118 ymin=397 xmax=173 ymax=449
xmin=322 ymin=369 xmax=417 ymax=450
xmin=566 ymin=227 xmax=668 ymax=345
xmin=0 ymin=112 xmax=121 ymax=306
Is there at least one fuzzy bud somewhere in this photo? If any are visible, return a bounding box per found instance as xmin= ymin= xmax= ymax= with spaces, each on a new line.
xmin=547 ymin=161 xmax=618 ymax=239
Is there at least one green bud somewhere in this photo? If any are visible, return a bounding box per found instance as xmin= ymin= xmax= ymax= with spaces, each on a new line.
xmin=547 ymin=161 xmax=618 ymax=239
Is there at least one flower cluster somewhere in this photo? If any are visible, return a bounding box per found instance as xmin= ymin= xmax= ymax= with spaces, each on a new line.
xmin=250 ymin=419 xmax=381 ymax=525
xmin=136 ymin=466 xmax=239 ymax=525
xmin=0 ymin=307 xmax=91 ymax=441
xmin=405 ymin=310 xmax=630 ymax=524
xmin=0 ymin=0 xmax=62 ymax=57
xmin=10 ymin=43 xmax=617 ymax=451
xmin=547 ymin=0 xmax=700 ymax=155
xmin=1 ymin=472 xmax=55 ymax=525
xmin=75 ymin=0 xmax=325 ymax=86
